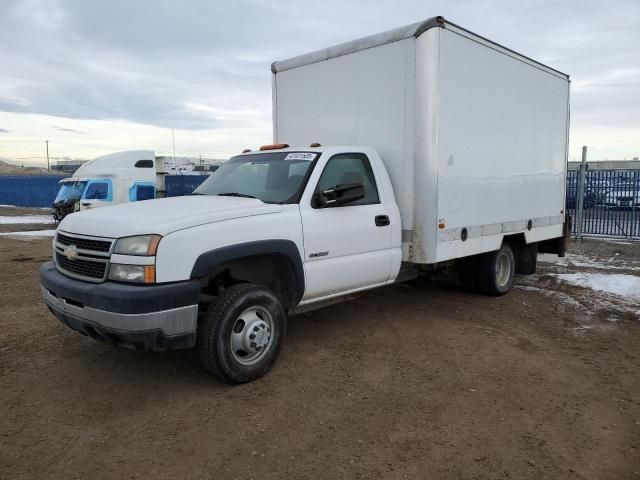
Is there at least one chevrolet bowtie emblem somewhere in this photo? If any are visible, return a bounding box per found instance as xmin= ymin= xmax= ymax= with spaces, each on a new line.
xmin=63 ymin=245 xmax=78 ymax=261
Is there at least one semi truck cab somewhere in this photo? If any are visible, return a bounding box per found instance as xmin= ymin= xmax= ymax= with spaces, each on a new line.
xmin=52 ymin=150 xmax=162 ymax=222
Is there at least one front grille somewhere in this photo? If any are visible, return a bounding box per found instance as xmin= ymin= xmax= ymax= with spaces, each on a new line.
xmin=56 ymin=252 xmax=107 ymax=280
xmin=57 ymin=232 xmax=112 ymax=252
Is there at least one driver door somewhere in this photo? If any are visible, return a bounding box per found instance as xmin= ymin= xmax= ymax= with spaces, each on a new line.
xmin=299 ymin=152 xmax=393 ymax=301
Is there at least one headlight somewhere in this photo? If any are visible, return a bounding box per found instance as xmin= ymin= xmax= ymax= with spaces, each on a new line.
xmin=113 ymin=234 xmax=161 ymax=256
xmin=109 ymin=264 xmax=156 ymax=283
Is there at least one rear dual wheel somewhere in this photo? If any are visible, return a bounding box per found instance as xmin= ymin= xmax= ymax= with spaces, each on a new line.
xmin=458 ymin=244 xmax=515 ymax=296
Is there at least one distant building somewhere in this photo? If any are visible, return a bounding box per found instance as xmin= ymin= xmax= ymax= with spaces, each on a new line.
xmin=568 ymin=159 xmax=640 ymax=171
xmin=193 ymin=164 xmax=220 ymax=173
xmin=157 ymin=156 xmax=224 ymax=175
xmin=51 ymin=159 xmax=88 ymax=174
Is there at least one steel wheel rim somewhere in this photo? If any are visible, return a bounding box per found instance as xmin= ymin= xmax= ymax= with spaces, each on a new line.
xmin=495 ymin=252 xmax=511 ymax=287
xmin=230 ymin=306 xmax=274 ymax=366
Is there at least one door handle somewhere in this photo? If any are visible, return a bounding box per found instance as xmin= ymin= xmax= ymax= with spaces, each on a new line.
xmin=375 ymin=215 xmax=390 ymax=227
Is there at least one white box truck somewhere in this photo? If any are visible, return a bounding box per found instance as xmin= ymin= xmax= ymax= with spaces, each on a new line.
xmin=40 ymin=17 xmax=570 ymax=383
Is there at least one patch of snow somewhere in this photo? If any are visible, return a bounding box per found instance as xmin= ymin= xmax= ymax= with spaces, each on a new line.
xmin=514 ymin=285 xmax=588 ymax=311
xmin=0 ymin=229 xmax=56 ymax=239
xmin=0 ymin=215 xmax=53 ymax=224
xmin=552 ymin=273 xmax=640 ymax=300
xmin=538 ymin=253 xmax=640 ymax=272
xmin=600 ymin=239 xmax=634 ymax=246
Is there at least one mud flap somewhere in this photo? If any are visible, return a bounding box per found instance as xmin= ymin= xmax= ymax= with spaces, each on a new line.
xmin=539 ymin=214 xmax=572 ymax=257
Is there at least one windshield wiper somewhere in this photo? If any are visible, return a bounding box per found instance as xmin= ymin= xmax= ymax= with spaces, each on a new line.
xmin=217 ymin=192 xmax=258 ymax=199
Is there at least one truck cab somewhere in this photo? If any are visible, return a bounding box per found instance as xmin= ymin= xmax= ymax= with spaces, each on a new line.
xmin=52 ymin=150 xmax=161 ymax=222
xmin=41 ymin=145 xmax=402 ymax=383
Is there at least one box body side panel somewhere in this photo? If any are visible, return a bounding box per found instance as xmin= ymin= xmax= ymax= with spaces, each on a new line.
xmin=433 ymin=28 xmax=569 ymax=262
xmin=274 ymin=38 xmax=417 ymax=230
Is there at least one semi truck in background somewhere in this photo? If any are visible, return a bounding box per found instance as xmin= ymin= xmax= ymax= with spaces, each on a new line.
xmin=52 ymin=150 xmax=166 ymax=222
xmin=52 ymin=151 xmax=222 ymax=221
xmin=40 ymin=16 xmax=570 ymax=383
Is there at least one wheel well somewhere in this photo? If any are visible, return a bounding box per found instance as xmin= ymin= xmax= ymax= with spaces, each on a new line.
xmin=503 ymin=233 xmax=526 ymax=250
xmin=199 ymin=254 xmax=301 ymax=309
xmin=503 ymin=233 xmax=537 ymax=275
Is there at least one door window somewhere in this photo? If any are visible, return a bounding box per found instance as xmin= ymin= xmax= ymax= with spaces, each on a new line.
xmin=83 ymin=180 xmax=112 ymax=201
xmin=129 ymin=182 xmax=156 ymax=201
xmin=315 ymin=153 xmax=379 ymax=207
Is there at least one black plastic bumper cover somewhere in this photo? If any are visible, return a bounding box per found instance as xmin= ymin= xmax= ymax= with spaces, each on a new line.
xmin=40 ymin=262 xmax=200 ymax=314
xmin=40 ymin=262 xmax=201 ymax=351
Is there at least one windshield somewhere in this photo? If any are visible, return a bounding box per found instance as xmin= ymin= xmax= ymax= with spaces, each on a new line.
xmin=194 ymin=152 xmax=317 ymax=204
xmin=54 ymin=181 xmax=87 ymax=203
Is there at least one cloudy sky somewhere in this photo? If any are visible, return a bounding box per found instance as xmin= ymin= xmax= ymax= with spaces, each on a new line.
xmin=0 ymin=0 xmax=638 ymax=165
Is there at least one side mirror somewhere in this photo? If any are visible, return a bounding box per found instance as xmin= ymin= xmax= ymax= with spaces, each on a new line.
xmin=313 ymin=183 xmax=365 ymax=208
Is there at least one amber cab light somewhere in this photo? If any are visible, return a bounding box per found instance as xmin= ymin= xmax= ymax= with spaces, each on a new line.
xmin=259 ymin=143 xmax=289 ymax=151
xmin=143 ymin=265 xmax=156 ymax=284
xmin=242 ymin=149 xmax=252 ymax=153
xmin=309 ymin=142 xmax=322 ymax=147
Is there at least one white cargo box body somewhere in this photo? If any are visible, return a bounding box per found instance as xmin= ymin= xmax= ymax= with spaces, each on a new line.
xmin=272 ymin=17 xmax=570 ymax=264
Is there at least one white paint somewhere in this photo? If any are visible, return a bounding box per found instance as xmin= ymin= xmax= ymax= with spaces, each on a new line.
xmin=297 ymin=147 xmax=401 ymax=300
xmin=154 ymin=203 xmax=302 ymax=283
xmin=273 ymin=22 xmax=569 ymax=265
xmin=59 ymin=195 xmax=282 ymax=238
xmin=0 ymin=215 xmax=53 ymax=224
xmin=553 ymin=273 xmax=640 ymax=300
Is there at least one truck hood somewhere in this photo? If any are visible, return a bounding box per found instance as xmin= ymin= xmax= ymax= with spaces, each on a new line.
xmin=59 ymin=195 xmax=283 ymax=238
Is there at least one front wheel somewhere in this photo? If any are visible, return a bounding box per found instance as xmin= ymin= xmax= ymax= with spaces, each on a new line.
xmin=197 ymin=283 xmax=287 ymax=383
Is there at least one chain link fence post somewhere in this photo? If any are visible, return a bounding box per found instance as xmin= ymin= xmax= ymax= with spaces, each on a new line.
xmin=575 ymin=146 xmax=588 ymax=240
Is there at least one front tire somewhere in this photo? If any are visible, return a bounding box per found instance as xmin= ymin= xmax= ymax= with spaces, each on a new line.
xmin=197 ymin=283 xmax=287 ymax=383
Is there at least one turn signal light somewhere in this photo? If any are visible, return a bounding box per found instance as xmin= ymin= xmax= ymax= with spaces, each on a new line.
xmin=144 ymin=265 xmax=156 ymax=284
xmin=259 ymin=143 xmax=289 ymax=151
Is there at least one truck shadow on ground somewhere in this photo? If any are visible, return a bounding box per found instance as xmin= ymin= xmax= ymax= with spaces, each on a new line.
xmin=65 ymin=274 xmax=487 ymax=389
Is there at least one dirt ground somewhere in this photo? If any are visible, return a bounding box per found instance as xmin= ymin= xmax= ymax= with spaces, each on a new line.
xmin=1 ymin=208 xmax=639 ymax=480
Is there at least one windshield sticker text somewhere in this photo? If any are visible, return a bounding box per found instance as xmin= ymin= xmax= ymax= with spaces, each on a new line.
xmin=284 ymin=152 xmax=316 ymax=161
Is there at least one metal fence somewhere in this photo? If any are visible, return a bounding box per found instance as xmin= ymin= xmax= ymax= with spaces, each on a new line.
xmin=567 ymin=168 xmax=640 ymax=239
xmin=0 ymin=175 xmax=66 ymax=208
xmin=165 ymin=174 xmax=207 ymax=197
xmin=0 ymin=174 xmax=208 ymax=208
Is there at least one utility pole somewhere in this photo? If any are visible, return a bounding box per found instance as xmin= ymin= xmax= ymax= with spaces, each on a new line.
xmin=171 ymin=128 xmax=176 ymax=162
xmin=576 ymin=146 xmax=588 ymax=241
xmin=45 ymin=140 xmax=50 ymax=171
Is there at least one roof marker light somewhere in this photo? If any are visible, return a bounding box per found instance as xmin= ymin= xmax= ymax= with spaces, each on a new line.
xmin=242 ymin=149 xmax=252 ymax=153
xmin=259 ymin=143 xmax=289 ymax=151
xmin=309 ymin=142 xmax=322 ymax=147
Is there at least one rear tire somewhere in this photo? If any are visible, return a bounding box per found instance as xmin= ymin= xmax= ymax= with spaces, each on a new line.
xmin=476 ymin=244 xmax=515 ymax=296
xmin=197 ymin=283 xmax=286 ymax=383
